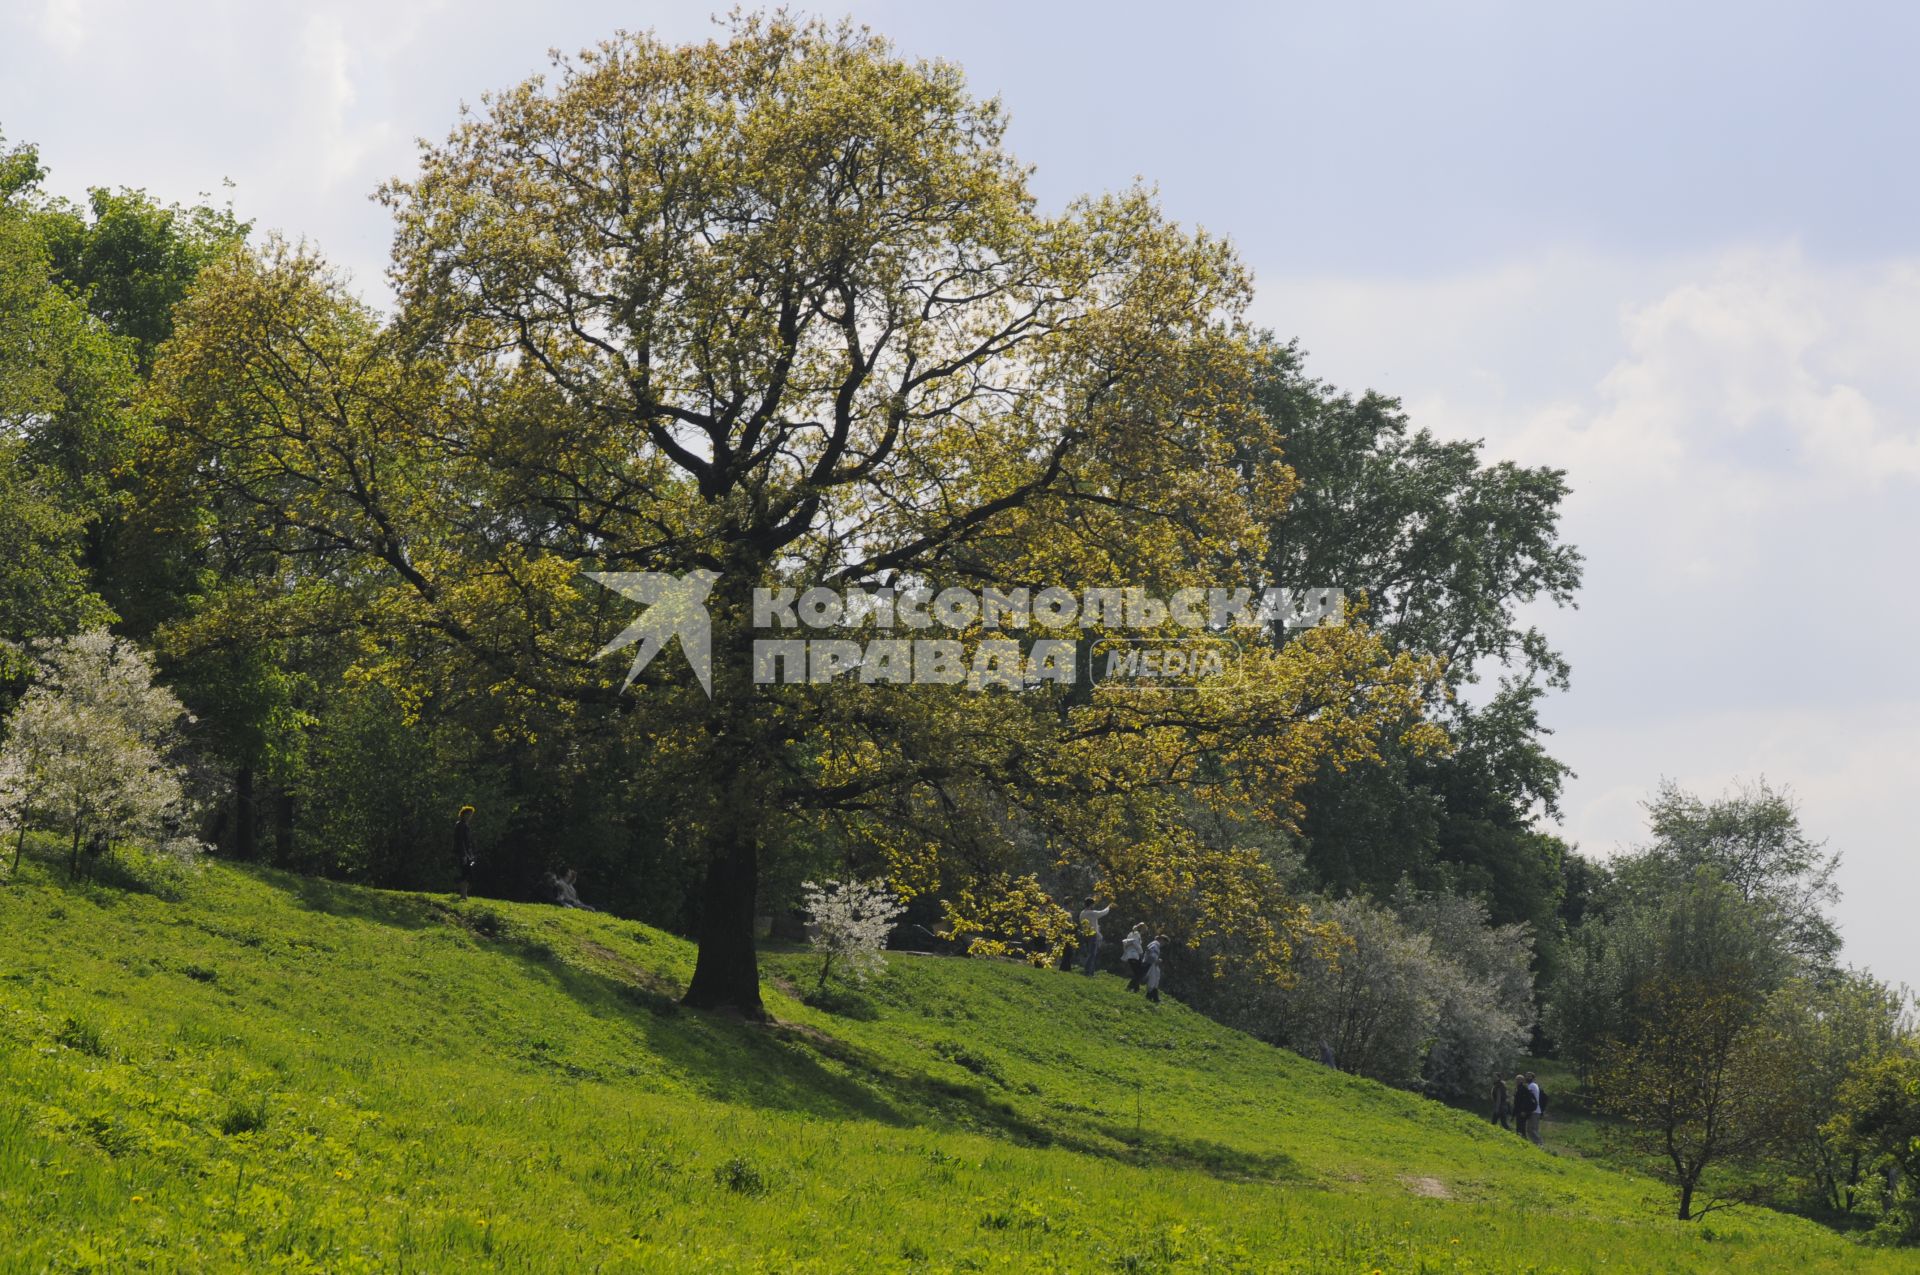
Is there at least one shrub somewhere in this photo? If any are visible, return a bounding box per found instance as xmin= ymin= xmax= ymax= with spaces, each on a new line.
xmin=801 ymin=878 xmax=905 ymax=990
xmin=713 ymin=1156 xmax=767 ymax=1196
xmin=0 ymin=631 xmax=206 ymax=879
xmin=217 ymin=1096 xmax=270 ymax=1136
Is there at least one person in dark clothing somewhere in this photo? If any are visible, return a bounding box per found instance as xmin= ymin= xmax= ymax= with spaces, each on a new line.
xmin=454 ymin=806 xmax=477 ymax=901
xmin=1511 ymin=1071 xmax=1536 ymax=1139
xmin=1491 ymin=1076 xmax=1511 ymax=1129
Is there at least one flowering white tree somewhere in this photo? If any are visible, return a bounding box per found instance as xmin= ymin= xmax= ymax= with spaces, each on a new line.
xmin=0 ymin=631 xmax=206 ymax=879
xmin=801 ymin=878 xmax=906 ymax=990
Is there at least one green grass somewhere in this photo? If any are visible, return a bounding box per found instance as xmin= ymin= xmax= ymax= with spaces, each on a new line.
xmin=1 ymin=844 xmax=1915 ymax=1273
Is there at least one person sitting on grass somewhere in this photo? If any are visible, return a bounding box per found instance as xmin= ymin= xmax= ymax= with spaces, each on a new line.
xmin=555 ymin=868 xmax=598 ymax=912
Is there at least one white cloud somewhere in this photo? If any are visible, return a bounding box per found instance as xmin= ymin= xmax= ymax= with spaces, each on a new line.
xmin=286 ymin=12 xmax=394 ymax=193
xmin=36 ymin=0 xmax=88 ymax=56
xmin=1257 ymin=247 xmax=1920 ymax=986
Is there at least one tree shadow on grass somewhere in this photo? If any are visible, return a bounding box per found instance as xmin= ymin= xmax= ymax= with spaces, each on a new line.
xmin=490 ymin=931 xmax=1305 ymax=1182
xmin=4 ymin=835 xmax=185 ymax=903
xmin=260 ymin=866 xmax=458 ymax=932
xmin=243 ymin=867 xmax=1301 ymax=1183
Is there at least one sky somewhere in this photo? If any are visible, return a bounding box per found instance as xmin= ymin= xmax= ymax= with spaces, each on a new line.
xmin=4 ymin=1 xmax=1916 ymax=986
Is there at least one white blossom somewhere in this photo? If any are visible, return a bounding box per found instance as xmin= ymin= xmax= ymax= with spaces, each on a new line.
xmin=801 ymin=878 xmax=906 ymax=989
xmin=0 ymin=631 xmax=206 ymax=876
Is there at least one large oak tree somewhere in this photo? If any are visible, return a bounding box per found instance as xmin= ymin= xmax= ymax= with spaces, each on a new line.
xmin=152 ymin=17 xmax=1440 ymax=1015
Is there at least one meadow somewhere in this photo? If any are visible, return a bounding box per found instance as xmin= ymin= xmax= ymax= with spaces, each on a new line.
xmin=1 ymin=843 xmax=1913 ymax=1273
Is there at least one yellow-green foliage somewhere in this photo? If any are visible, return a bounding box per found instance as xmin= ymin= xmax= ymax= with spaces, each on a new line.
xmin=1 ymin=844 xmax=1915 ymax=1273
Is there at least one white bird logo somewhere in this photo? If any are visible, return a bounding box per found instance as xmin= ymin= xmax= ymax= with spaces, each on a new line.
xmin=587 ymin=570 xmax=721 ymax=696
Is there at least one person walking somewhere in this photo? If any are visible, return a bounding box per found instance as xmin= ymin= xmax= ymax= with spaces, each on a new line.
xmin=1524 ymin=1072 xmax=1545 ymax=1145
xmin=1511 ymin=1071 xmax=1536 ymax=1140
xmin=453 ymin=806 xmax=477 ymax=901
xmin=1491 ymin=1076 xmax=1511 ymax=1129
xmin=1144 ymin=934 xmax=1166 ymax=1003
xmin=1077 ymin=897 xmax=1113 ymax=975
xmin=1121 ymin=923 xmax=1148 ymax=991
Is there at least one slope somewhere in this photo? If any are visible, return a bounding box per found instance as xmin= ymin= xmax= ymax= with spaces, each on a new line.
xmin=0 ymin=851 xmax=1912 ymax=1273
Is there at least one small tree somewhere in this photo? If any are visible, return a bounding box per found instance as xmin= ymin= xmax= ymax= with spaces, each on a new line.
xmin=1763 ymin=972 xmax=1910 ymax=1215
xmin=1583 ymin=874 xmax=1794 ymax=1220
xmin=802 ymin=878 xmax=906 ymax=990
xmin=1393 ymin=886 xmax=1535 ymax=1100
xmin=0 ymin=631 xmax=205 ymax=877
xmin=0 ymin=724 xmax=36 ymax=877
xmin=1270 ymin=895 xmax=1444 ymax=1086
xmin=1826 ymin=1048 xmax=1920 ymax=1241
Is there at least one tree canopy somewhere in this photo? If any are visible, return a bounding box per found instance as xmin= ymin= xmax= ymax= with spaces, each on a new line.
xmin=141 ymin=17 xmax=1445 ymax=1014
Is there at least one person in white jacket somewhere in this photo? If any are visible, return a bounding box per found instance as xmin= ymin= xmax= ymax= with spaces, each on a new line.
xmin=1121 ymin=923 xmax=1149 ymax=992
xmin=1077 ymin=897 xmax=1112 ymax=975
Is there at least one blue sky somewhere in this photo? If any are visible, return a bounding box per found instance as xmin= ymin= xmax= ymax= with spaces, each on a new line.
xmin=5 ymin=1 xmax=1916 ymax=988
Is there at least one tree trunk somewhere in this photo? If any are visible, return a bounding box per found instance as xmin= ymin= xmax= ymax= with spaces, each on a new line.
xmin=275 ymin=789 xmax=295 ymax=861
xmin=234 ymin=766 xmax=257 ymax=860
xmin=683 ymin=829 xmax=765 ymax=1016
xmin=678 ymin=571 xmax=769 ymax=1018
xmin=69 ymin=824 xmax=82 ymax=879
xmin=1677 ymin=1179 xmax=1694 ymax=1221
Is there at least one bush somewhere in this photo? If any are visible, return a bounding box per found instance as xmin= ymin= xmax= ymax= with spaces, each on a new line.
xmin=1254 ymin=891 xmax=1533 ymax=1098
xmin=801 ymin=878 xmax=905 ymax=990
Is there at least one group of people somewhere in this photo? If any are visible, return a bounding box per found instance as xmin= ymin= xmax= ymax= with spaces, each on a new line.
xmin=1076 ymin=898 xmax=1167 ymax=1003
xmin=1492 ymin=1071 xmax=1547 ymax=1145
xmin=454 ymin=806 xmax=597 ymax=912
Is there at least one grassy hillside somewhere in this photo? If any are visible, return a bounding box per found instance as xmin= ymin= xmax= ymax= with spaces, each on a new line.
xmin=1 ymin=849 xmax=1914 ymax=1274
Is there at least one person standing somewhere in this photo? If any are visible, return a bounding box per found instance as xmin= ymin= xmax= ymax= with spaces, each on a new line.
xmin=1491 ymin=1076 xmax=1511 ymax=1129
xmin=1511 ymin=1071 xmax=1536 ymax=1140
xmin=1525 ymin=1072 xmax=1545 ymax=1145
xmin=1121 ymin=923 xmax=1148 ymax=991
xmin=1144 ymin=934 xmax=1166 ymax=1003
xmin=1077 ymin=897 xmax=1113 ymax=975
xmin=454 ymin=806 xmax=477 ymax=901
